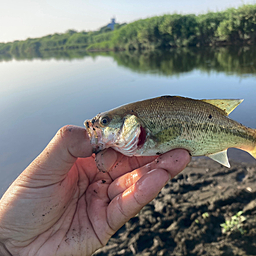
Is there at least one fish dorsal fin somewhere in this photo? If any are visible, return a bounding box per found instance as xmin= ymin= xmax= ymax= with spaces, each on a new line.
xmin=202 ymin=99 xmax=244 ymax=115
xmin=207 ymin=150 xmax=230 ymax=168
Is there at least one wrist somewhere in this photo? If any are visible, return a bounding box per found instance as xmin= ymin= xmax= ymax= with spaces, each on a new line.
xmin=0 ymin=242 xmax=12 ymax=256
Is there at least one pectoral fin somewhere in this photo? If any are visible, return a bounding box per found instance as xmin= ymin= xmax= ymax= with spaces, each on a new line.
xmin=202 ymin=99 xmax=243 ymax=115
xmin=207 ymin=150 xmax=230 ymax=168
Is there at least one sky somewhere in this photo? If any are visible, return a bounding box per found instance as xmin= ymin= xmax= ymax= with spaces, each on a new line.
xmin=0 ymin=0 xmax=255 ymax=43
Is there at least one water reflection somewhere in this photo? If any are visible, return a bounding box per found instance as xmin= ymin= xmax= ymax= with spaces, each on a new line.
xmin=0 ymin=49 xmax=89 ymax=62
xmin=99 ymin=46 xmax=256 ymax=77
xmin=0 ymin=46 xmax=256 ymax=197
xmin=1 ymin=46 xmax=255 ymax=77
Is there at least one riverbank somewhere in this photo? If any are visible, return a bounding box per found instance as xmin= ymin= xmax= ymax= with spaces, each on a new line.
xmin=93 ymin=156 xmax=256 ymax=256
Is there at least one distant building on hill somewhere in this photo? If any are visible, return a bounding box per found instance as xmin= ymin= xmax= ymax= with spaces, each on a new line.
xmin=107 ymin=18 xmax=116 ymax=30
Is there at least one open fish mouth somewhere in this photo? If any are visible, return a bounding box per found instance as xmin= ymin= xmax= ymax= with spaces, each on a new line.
xmin=84 ymin=117 xmax=147 ymax=155
xmin=84 ymin=120 xmax=105 ymax=153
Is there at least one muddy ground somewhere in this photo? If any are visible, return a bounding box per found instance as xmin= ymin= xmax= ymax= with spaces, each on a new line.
xmin=93 ymin=155 xmax=256 ymax=256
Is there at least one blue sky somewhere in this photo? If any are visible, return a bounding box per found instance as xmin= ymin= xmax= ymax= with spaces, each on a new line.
xmin=0 ymin=0 xmax=255 ymax=42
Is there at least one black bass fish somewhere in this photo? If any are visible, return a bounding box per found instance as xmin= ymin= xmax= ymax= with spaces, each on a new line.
xmin=84 ymin=96 xmax=256 ymax=167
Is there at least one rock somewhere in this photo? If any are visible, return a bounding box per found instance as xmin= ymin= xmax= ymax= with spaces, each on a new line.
xmin=154 ymin=200 xmax=165 ymax=212
xmin=243 ymin=199 xmax=256 ymax=213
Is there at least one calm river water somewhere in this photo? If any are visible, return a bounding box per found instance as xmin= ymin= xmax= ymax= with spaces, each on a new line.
xmin=1 ymin=46 xmax=256 ymax=197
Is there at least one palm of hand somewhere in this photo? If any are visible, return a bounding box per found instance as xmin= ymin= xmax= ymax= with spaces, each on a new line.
xmin=1 ymin=156 xmax=116 ymax=255
xmin=0 ymin=154 xmax=158 ymax=256
xmin=24 ymin=156 xmax=116 ymax=256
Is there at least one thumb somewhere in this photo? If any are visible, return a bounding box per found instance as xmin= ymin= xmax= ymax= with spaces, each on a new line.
xmin=20 ymin=125 xmax=93 ymax=185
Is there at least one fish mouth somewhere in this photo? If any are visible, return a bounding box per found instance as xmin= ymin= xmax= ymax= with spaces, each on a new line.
xmin=84 ymin=117 xmax=147 ymax=156
xmin=84 ymin=120 xmax=105 ymax=153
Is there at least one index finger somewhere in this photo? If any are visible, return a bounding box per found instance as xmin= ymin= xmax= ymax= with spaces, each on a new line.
xmin=95 ymin=148 xmax=157 ymax=179
xmin=95 ymin=148 xmax=191 ymax=180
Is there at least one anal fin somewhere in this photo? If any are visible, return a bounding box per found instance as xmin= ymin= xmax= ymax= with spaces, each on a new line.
xmin=207 ymin=150 xmax=230 ymax=168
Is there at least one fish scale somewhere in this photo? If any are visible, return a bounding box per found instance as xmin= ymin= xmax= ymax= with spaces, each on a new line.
xmin=85 ymin=96 xmax=256 ymax=167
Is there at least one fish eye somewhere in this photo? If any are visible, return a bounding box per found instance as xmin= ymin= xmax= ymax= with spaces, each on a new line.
xmin=99 ymin=116 xmax=111 ymax=127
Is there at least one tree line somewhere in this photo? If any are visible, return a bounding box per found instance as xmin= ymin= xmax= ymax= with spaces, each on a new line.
xmin=88 ymin=4 xmax=256 ymax=51
xmin=1 ymin=4 xmax=256 ymax=55
xmin=0 ymin=24 xmax=125 ymax=55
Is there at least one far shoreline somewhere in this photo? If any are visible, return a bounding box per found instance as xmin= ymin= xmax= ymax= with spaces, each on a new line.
xmin=1 ymin=4 xmax=256 ymax=55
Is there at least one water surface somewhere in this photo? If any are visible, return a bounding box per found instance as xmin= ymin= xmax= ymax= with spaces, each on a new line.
xmin=1 ymin=46 xmax=256 ymax=197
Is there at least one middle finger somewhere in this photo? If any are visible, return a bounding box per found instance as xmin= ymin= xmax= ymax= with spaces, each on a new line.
xmin=95 ymin=148 xmax=157 ymax=179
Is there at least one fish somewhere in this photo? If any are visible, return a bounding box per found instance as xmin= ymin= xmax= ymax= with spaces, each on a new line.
xmin=84 ymin=96 xmax=256 ymax=168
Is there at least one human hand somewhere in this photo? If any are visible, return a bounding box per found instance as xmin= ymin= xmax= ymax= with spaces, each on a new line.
xmin=0 ymin=126 xmax=190 ymax=256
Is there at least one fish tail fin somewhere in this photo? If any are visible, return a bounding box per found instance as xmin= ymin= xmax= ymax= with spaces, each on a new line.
xmin=247 ymin=128 xmax=256 ymax=159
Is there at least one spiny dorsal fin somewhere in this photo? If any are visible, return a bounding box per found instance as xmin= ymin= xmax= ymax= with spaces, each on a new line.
xmin=202 ymin=99 xmax=244 ymax=115
xmin=207 ymin=150 xmax=230 ymax=168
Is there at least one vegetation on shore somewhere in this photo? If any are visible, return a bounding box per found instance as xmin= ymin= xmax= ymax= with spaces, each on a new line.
xmin=88 ymin=4 xmax=256 ymax=51
xmin=0 ymin=4 xmax=256 ymax=55
xmin=0 ymin=23 xmax=125 ymax=56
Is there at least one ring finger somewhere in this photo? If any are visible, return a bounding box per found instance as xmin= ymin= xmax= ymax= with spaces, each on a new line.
xmin=108 ymin=162 xmax=153 ymax=200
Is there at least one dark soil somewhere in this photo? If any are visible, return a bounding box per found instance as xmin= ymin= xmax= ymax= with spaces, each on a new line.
xmin=93 ymin=157 xmax=256 ymax=256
